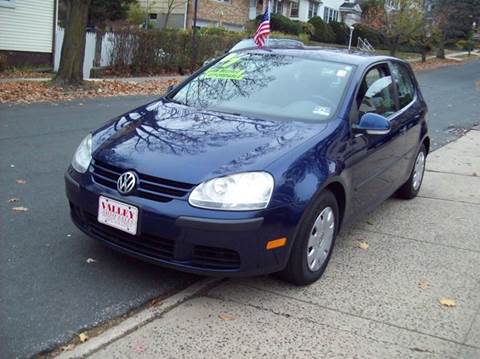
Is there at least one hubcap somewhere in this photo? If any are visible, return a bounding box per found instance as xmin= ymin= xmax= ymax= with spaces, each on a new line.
xmin=412 ymin=151 xmax=425 ymax=191
xmin=306 ymin=207 xmax=335 ymax=272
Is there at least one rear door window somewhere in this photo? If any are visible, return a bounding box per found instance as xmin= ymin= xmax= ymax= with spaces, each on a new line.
xmin=391 ymin=62 xmax=416 ymax=109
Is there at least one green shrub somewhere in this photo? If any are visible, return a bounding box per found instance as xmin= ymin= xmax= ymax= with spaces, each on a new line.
xmin=300 ymin=22 xmax=315 ymax=36
xmin=329 ymin=21 xmax=350 ymax=45
xmin=352 ymin=24 xmax=382 ymax=48
xmin=308 ymin=16 xmax=335 ymax=43
xmin=269 ymin=13 xmax=302 ymax=35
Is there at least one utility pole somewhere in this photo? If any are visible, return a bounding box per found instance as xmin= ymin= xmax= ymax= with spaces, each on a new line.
xmin=191 ymin=0 xmax=199 ymax=69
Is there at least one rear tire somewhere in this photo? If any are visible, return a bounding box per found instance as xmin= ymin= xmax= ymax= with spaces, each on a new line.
xmin=280 ymin=190 xmax=339 ymax=286
xmin=397 ymin=144 xmax=427 ymax=200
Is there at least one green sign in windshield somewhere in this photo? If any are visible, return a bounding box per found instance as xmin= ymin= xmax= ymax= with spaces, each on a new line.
xmin=204 ymin=53 xmax=245 ymax=80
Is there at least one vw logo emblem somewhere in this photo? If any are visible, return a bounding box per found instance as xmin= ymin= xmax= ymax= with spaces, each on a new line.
xmin=117 ymin=171 xmax=137 ymax=195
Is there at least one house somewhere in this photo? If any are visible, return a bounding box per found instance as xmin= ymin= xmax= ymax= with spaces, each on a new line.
xmin=139 ymin=0 xmax=361 ymax=32
xmin=271 ymin=0 xmax=361 ymax=26
xmin=140 ymin=0 xmax=257 ymax=31
xmin=0 ymin=0 xmax=57 ymax=67
xmin=138 ymin=0 xmax=188 ymax=29
xmin=185 ymin=0 xmax=259 ymax=31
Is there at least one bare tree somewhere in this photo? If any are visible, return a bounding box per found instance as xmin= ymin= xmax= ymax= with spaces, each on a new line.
xmin=163 ymin=0 xmax=186 ymax=29
xmin=54 ymin=0 xmax=91 ymax=86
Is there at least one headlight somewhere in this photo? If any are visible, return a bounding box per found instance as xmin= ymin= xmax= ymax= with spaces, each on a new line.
xmin=189 ymin=172 xmax=274 ymax=211
xmin=71 ymin=134 xmax=92 ymax=173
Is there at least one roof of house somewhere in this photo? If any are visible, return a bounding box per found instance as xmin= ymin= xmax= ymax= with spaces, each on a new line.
xmin=339 ymin=2 xmax=362 ymax=14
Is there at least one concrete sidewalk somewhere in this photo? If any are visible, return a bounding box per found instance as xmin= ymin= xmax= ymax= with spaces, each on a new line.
xmin=70 ymin=130 xmax=480 ymax=359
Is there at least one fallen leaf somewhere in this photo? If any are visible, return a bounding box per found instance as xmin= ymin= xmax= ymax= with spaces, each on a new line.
xmin=356 ymin=241 xmax=369 ymax=250
xmin=86 ymin=258 xmax=96 ymax=264
xmin=12 ymin=206 xmax=28 ymax=212
xmin=419 ymin=280 xmax=429 ymax=290
xmin=439 ymin=298 xmax=457 ymax=307
xmin=133 ymin=342 xmax=145 ymax=354
xmin=61 ymin=343 xmax=75 ymax=352
xmin=218 ymin=313 xmax=235 ymax=321
xmin=7 ymin=198 xmax=19 ymax=203
xmin=16 ymin=179 xmax=27 ymax=184
xmin=78 ymin=332 xmax=89 ymax=343
xmin=366 ymin=220 xmax=374 ymax=225
xmin=150 ymin=298 xmax=162 ymax=307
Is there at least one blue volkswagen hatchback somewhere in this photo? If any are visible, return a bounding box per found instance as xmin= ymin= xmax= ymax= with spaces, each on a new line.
xmin=66 ymin=48 xmax=429 ymax=285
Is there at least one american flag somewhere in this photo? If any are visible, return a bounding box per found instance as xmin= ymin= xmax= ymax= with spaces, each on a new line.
xmin=254 ymin=6 xmax=270 ymax=48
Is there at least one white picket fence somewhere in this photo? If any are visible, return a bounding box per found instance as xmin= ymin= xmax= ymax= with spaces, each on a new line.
xmin=54 ymin=27 xmax=117 ymax=79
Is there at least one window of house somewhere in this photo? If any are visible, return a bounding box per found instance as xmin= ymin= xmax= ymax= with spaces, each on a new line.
xmin=290 ymin=1 xmax=299 ymax=17
xmin=0 ymin=0 xmax=16 ymax=8
xmin=357 ymin=65 xmax=397 ymax=118
xmin=149 ymin=13 xmax=158 ymax=20
xmin=391 ymin=62 xmax=416 ymax=108
xmin=323 ymin=7 xmax=339 ymax=23
xmin=272 ymin=0 xmax=283 ymax=15
xmin=308 ymin=1 xmax=318 ymax=18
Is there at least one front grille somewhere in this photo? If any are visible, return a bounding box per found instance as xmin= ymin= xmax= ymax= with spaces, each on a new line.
xmin=192 ymin=245 xmax=241 ymax=270
xmin=72 ymin=207 xmax=175 ymax=260
xmin=70 ymin=203 xmax=241 ymax=271
xmin=90 ymin=159 xmax=195 ymax=203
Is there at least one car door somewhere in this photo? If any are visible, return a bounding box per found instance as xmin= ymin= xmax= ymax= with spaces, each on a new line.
xmin=345 ymin=62 xmax=406 ymax=214
xmin=389 ymin=61 xmax=426 ymax=184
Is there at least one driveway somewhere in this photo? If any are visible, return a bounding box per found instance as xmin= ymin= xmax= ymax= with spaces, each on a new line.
xmin=1 ymin=59 xmax=479 ymax=358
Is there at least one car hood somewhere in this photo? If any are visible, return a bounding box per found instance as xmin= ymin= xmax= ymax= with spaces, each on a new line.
xmin=92 ymin=100 xmax=327 ymax=184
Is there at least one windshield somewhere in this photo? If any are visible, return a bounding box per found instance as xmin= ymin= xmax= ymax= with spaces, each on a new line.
xmin=171 ymin=52 xmax=354 ymax=122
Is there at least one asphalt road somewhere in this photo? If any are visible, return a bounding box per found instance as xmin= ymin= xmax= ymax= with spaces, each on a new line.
xmin=1 ymin=59 xmax=479 ymax=359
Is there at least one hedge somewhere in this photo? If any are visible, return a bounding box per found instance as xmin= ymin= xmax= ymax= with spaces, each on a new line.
xmin=329 ymin=21 xmax=350 ymax=46
xmin=109 ymin=28 xmax=245 ymax=74
xmin=308 ymin=17 xmax=335 ymax=43
xmin=256 ymin=13 xmax=303 ymax=35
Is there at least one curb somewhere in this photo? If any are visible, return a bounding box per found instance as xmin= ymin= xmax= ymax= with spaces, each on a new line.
xmin=55 ymin=277 xmax=224 ymax=359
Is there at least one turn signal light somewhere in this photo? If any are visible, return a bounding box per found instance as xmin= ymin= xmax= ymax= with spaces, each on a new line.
xmin=266 ymin=237 xmax=287 ymax=250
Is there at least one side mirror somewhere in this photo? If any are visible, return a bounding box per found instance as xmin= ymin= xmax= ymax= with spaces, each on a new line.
xmin=352 ymin=113 xmax=391 ymax=136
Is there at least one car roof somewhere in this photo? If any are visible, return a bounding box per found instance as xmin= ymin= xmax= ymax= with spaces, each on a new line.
xmin=237 ymin=46 xmax=403 ymax=68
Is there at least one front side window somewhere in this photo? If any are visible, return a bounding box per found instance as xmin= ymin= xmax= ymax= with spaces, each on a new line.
xmin=357 ymin=65 xmax=397 ymax=118
xmin=391 ymin=62 xmax=415 ymax=109
xmin=172 ymin=52 xmax=355 ymax=122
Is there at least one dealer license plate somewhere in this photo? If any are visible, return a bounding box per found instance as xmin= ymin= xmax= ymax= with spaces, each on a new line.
xmin=97 ymin=196 xmax=138 ymax=235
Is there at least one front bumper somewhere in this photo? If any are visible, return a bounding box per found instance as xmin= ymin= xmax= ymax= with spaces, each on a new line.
xmin=65 ymin=167 xmax=301 ymax=277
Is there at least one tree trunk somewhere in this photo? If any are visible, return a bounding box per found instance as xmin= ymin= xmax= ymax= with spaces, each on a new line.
xmin=163 ymin=8 xmax=171 ymax=30
xmin=389 ymin=37 xmax=399 ymax=57
xmin=54 ymin=0 xmax=91 ymax=86
xmin=421 ymin=50 xmax=427 ymax=62
xmin=436 ymin=32 xmax=446 ymax=59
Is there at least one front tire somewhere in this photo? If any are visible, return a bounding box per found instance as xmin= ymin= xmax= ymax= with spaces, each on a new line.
xmin=397 ymin=144 xmax=427 ymax=199
xmin=280 ymin=190 xmax=339 ymax=286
